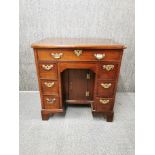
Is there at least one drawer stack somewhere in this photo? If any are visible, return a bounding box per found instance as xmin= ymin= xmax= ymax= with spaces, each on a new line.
xmin=37 ymin=61 xmax=61 ymax=110
xmin=94 ymin=62 xmax=120 ymax=113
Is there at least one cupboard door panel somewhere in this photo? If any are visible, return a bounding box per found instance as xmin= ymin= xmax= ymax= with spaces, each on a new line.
xmin=68 ymin=69 xmax=88 ymax=100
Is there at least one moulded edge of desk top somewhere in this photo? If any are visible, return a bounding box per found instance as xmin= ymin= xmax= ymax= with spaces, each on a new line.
xmin=31 ymin=38 xmax=127 ymax=50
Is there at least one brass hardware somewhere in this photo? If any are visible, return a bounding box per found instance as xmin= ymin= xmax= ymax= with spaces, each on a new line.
xmin=86 ymin=91 xmax=90 ymax=97
xmin=69 ymin=82 xmax=73 ymax=90
xmin=94 ymin=53 xmax=105 ymax=60
xmin=51 ymin=53 xmax=63 ymax=59
xmin=86 ymin=73 xmax=90 ymax=79
xmin=103 ymin=65 xmax=114 ymax=71
xmin=99 ymin=99 xmax=110 ymax=104
xmin=44 ymin=82 xmax=55 ymax=88
xmin=101 ymin=83 xmax=112 ymax=89
xmin=46 ymin=98 xmax=56 ymax=104
xmin=74 ymin=50 xmax=82 ymax=56
xmin=42 ymin=64 xmax=53 ymax=70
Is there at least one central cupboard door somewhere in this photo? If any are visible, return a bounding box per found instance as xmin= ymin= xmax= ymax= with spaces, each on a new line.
xmin=62 ymin=69 xmax=95 ymax=103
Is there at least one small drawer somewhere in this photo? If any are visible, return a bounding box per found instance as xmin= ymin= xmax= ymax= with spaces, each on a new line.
xmin=97 ymin=80 xmax=115 ymax=97
xmin=98 ymin=63 xmax=119 ymax=80
xmin=37 ymin=49 xmax=122 ymax=61
xmin=41 ymin=80 xmax=59 ymax=95
xmin=43 ymin=95 xmax=60 ymax=109
xmin=95 ymin=97 xmax=114 ymax=112
xmin=39 ymin=63 xmax=58 ymax=79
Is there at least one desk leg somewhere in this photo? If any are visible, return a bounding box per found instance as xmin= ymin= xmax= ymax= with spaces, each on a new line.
xmin=41 ymin=111 xmax=49 ymax=120
xmin=106 ymin=111 xmax=114 ymax=122
xmin=41 ymin=110 xmax=54 ymax=120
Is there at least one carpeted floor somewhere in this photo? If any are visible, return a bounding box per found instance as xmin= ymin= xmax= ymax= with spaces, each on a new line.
xmin=19 ymin=92 xmax=135 ymax=155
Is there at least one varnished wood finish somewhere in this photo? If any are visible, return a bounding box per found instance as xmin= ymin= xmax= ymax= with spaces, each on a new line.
xmin=39 ymin=63 xmax=58 ymax=79
xmin=32 ymin=38 xmax=126 ymax=122
xmin=98 ymin=62 xmax=119 ymax=80
xmin=95 ymin=98 xmax=114 ymax=112
xmin=97 ymin=80 xmax=116 ymax=97
xmin=37 ymin=49 xmax=122 ymax=61
xmin=43 ymin=95 xmax=60 ymax=109
xmin=41 ymin=80 xmax=59 ymax=95
xmin=31 ymin=38 xmax=126 ymax=49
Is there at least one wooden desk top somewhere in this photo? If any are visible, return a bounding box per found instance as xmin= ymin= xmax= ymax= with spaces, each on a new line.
xmin=31 ymin=38 xmax=126 ymax=49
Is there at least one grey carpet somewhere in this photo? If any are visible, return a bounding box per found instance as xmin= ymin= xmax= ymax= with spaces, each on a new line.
xmin=19 ymin=92 xmax=135 ymax=155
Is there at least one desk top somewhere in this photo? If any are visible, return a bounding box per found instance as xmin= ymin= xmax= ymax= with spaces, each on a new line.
xmin=31 ymin=38 xmax=126 ymax=49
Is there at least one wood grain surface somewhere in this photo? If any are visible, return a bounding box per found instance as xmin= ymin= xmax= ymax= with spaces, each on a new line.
xmin=31 ymin=38 xmax=126 ymax=49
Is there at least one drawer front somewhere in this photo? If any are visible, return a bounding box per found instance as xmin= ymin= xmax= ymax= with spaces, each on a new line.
xmin=39 ymin=63 xmax=58 ymax=79
xmin=98 ymin=63 xmax=119 ymax=80
xmin=41 ymin=80 xmax=59 ymax=95
xmin=97 ymin=80 xmax=115 ymax=97
xmin=37 ymin=49 xmax=122 ymax=61
xmin=95 ymin=98 xmax=114 ymax=112
xmin=43 ymin=95 xmax=60 ymax=109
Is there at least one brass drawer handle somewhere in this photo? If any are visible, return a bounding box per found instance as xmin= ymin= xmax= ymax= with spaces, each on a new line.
xmin=51 ymin=53 xmax=63 ymax=59
xmin=44 ymin=82 xmax=55 ymax=88
xmin=46 ymin=98 xmax=56 ymax=104
xmin=99 ymin=99 xmax=110 ymax=104
xmin=103 ymin=65 xmax=114 ymax=71
xmin=94 ymin=53 xmax=105 ymax=60
xmin=74 ymin=50 xmax=82 ymax=56
xmin=42 ymin=64 xmax=53 ymax=70
xmin=101 ymin=83 xmax=112 ymax=88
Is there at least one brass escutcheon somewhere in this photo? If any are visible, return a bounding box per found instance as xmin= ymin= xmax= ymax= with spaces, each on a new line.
xmin=74 ymin=50 xmax=82 ymax=56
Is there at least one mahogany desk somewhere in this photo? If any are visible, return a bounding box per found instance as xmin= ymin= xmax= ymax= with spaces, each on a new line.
xmin=32 ymin=38 xmax=126 ymax=122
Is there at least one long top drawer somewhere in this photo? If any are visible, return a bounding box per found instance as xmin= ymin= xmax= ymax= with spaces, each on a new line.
xmin=37 ymin=49 xmax=123 ymax=62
